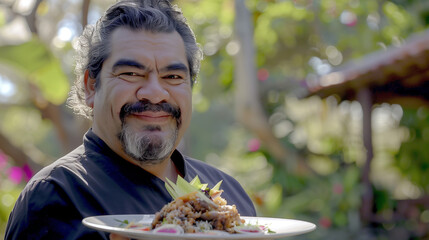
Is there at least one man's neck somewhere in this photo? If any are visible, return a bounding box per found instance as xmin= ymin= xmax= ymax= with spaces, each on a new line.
xmin=139 ymin=158 xmax=180 ymax=182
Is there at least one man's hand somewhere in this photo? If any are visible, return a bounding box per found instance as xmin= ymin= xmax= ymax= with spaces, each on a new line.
xmin=109 ymin=233 xmax=130 ymax=240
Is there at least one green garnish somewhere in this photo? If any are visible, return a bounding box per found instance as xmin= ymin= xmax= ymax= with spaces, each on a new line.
xmin=211 ymin=179 xmax=222 ymax=191
xmin=165 ymin=175 xmax=222 ymax=206
xmin=115 ymin=219 xmax=129 ymax=227
xmin=189 ymin=175 xmax=208 ymax=190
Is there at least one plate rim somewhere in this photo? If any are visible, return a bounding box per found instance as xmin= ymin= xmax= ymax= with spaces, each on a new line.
xmin=82 ymin=214 xmax=317 ymax=239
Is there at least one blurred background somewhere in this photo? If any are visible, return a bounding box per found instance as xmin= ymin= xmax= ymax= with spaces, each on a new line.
xmin=1 ymin=0 xmax=429 ymax=239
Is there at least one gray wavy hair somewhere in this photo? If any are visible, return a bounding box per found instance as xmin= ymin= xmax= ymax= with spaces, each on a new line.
xmin=67 ymin=0 xmax=202 ymax=119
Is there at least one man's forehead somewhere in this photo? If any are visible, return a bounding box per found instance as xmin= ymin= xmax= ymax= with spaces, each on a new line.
xmin=107 ymin=27 xmax=189 ymax=68
xmin=109 ymin=27 xmax=183 ymax=48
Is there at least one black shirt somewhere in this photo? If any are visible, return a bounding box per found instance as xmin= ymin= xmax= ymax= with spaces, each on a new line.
xmin=5 ymin=130 xmax=256 ymax=239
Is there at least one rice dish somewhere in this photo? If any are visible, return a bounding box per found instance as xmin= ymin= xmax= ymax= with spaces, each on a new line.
xmin=151 ymin=191 xmax=245 ymax=233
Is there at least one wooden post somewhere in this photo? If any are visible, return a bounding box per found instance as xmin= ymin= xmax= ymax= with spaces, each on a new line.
xmin=357 ymin=87 xmax=374 ymax=223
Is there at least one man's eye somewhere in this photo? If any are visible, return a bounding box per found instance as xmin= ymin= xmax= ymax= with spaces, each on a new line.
xmin=165 ymin=75 xmax=181 ymax=79
xmin=163 ymin=75 xmax=186 ymax=85
xmin=120 ymin=72 xmax=139 ymax=76
xmin=116 ymin=72 xmax=143 ymax=82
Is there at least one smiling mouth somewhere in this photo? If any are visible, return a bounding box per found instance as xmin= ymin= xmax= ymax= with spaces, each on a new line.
xmin=129 ymin=111 xmax=173 ymax=124
xmin=120 ymin=101 xmax=180 ymax=121
xmin=120 ymin=100 xmax=182 ymax=130
xmin=132 ymin=111 xmax=171 ymax=118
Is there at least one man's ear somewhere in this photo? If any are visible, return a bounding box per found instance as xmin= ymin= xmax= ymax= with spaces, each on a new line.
xmin=84 ymin=70 xmax=96 ymax=108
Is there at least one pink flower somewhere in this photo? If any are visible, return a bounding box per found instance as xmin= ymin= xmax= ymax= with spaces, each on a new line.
xmin=247 ymin=138 xmax=261 ymax=152
xmin=22 ymin=164 xmax=34 ymax=181
xmin=332 ymin=183 xmax=343 ymax=195
xmin=7 ymin=164 xmax=34 ymax=184
xmin=257 ymin=69 xmax=269 ymax=82
xmin=8 ymin=166 xmax=23 ymax=184
xmin=319 ymin=217 xmax=332 ymax=228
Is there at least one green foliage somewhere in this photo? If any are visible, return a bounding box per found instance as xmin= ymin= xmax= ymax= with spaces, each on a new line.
xmin=395 ymin=107 xmax=429 ymax=191
xmin=0 ymin=39 xmax=69 ymax=105
xmin=0 ymin=188 xmax=20 ymax=237
xmin=1 ymin=107 xmax=48 ymax=142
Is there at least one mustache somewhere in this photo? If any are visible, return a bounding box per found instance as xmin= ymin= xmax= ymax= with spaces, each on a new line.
xmin=119 ymin=100 xmax=181 ymax=123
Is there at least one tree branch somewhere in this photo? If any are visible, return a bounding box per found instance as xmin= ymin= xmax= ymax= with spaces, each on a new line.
xmin=0 ymin=131 xmax=42 ymax=171
xmin=25 ymin=0 xmax=44 ymax=34
xmin=233 ymin=0 xmax=315 ymax=175
xmin=28 ymin=83 xmax=83 ymax=153
xmin=82 ymin=0 xmax=90 ymax=28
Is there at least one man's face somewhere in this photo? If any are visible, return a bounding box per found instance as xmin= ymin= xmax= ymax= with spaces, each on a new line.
xmin=85 ymin=27 xmax=192 ymax=165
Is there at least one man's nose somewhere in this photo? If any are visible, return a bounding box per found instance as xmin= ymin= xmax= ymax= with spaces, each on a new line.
xmin=136 ymin=74 xmax=169 ymax=104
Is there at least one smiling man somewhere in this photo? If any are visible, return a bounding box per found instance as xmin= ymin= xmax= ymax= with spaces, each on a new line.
xmin=5 ymin=1 xmax=256 ymax=239
xmin=88 ymin=28 xmax=192 ymax=181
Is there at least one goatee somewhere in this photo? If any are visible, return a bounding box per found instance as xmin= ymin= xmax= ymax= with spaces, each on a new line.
xmin=118 ymin=100 xmax=181 ymax=164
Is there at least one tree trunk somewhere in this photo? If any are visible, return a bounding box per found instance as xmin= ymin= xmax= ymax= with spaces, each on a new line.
xmin=233 ymin=0 xmax=290 ymax=167
xmin=82 ymin=0 xmax=91 ymax=28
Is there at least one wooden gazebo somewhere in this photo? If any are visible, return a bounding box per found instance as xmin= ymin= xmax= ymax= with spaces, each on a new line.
xmin=304 ymin=28 xmax=429 ymax=223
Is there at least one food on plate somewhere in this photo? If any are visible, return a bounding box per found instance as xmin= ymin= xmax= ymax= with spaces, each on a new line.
xmin=152 ymin=224 xmax=184 ymax=234
xmin=151 ymin=175 xmax=245 ymax=233
xmin=120 ymin=175 xmax=273 ymax=235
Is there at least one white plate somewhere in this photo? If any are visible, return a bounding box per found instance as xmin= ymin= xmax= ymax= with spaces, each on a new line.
xmin=82 ymin=214 xmax=316 ymax=239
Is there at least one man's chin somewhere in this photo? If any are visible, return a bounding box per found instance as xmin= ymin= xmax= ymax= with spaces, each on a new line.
xmin=118 ymin=120 xmax=179 ymax=164
xmin=120 ymin=134 xmax=174 ymax=164
xmin=123 ymin=144 xmax=169 ymax=164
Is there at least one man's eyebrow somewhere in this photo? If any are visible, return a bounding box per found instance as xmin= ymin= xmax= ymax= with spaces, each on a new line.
xmin=112 ymin=59 xmax=146 ymax=71
xmin=160 ymin=63 xmax=189 ymax=74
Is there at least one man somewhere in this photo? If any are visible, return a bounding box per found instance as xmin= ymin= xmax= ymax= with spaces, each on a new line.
xmin=4 ymin=0 xmax=256 ymax=239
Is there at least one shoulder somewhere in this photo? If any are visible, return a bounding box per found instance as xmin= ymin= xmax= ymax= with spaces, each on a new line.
xmin=183 ymin=155 xmax=243 ymax=185
xmin=184 ymin=156 xmax=235 ymax=181
xmin=13 ymin=144 xmax=90 ymax=211
xmin=16 ymin=144 xmax=87 ymax=204
xmin=5 ymin=145 xmax=99 ymax=239
xmin=5 ymin=173 xmax=70 ymax=239
xmin=28 ymin=145 xmax=86 ymax=184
